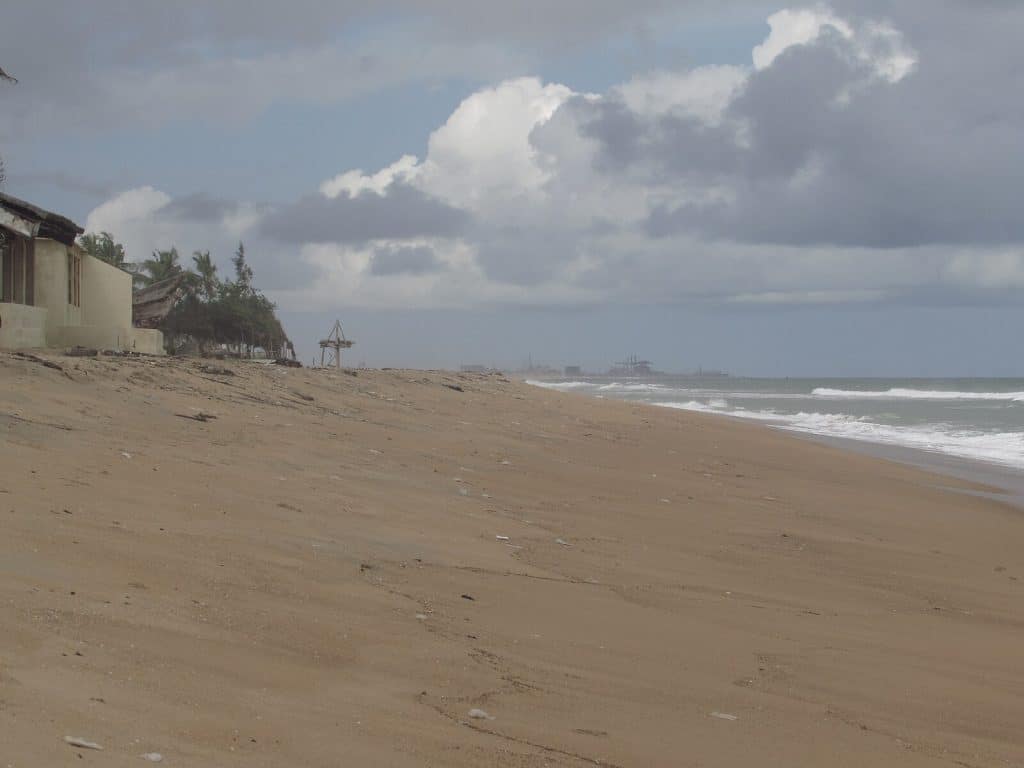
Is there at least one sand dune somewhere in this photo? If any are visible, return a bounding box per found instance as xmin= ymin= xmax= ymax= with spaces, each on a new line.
xmin=1 ymin=352 xmax=1022 ymax=766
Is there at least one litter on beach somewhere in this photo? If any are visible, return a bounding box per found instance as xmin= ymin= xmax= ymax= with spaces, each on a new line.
xmin=710 ymin=712 xmax=738 ymax=721
xmin=495 ymin=535 xmax=510 ymax=541
xmin=468 ymin=708 xmax=494 ymax=720
xmin=555 ymin=538 xmax=570 ymax=546
xmin=141 ymin=754 xmax=164 ymax=762
xmin=65 ymin=736 xmax=103 ymax=750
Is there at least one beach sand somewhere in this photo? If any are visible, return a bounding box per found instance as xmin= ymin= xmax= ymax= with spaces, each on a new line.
xmin=1 ymin=352 xmax=1022 ymax=766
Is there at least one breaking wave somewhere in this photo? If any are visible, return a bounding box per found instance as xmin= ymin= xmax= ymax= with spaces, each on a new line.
xmin=525 ymin=380 xmax=597 ymax=391
xmin=813 ymin=387 xmax=1024 ymax=402
xmin=655 ymin=400 xmax=1024 ymax=469
xmin=597 ymin=382 xmax=669 ymax=392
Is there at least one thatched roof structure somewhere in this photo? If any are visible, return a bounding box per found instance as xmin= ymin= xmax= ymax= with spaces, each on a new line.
xmin=133 ymin=273 xmax=190 ymax=329
xmin=0 ymin=192 xmax=83 ymax=245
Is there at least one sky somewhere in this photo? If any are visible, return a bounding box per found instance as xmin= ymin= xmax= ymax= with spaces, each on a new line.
xmin=2 ymin=1 xmax=1023 ymax=376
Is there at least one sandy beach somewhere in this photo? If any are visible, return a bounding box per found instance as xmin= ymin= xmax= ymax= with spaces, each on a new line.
xmin=2 ymin=351 xmax=1023 ymax=767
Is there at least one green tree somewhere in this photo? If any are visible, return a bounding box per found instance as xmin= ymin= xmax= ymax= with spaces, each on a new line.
xmin=231 ymin=241 xmax=253 ymax=294
xmin=191 ymin=249 xmax=219 ymax=301
xmin=79 ymin=232 xmax=127 ymax=268
xmin=78 ymin=231 xmax=148 ymax=288
xmin=157 ymin=242 xmax=289 ymax=359
xmin=142 ymin=247 xmax=183 ymax=285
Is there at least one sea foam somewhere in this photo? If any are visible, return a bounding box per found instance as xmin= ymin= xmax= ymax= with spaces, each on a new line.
xmin=525 ymin=380 xmax=597 ymax=391
xmin=655 ymin=401 xmax=1024 ymax=469
xmin=812 ymin=387 xmax=1024 ymax=402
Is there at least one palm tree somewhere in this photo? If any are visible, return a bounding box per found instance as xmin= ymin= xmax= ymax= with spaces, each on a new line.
xmin=192 ymin=250 xmax=219 ymax=301
xmin=79 ymin=232 xmax=127 ymax=269
xmin=142 ymin=247 xmax=183 ymax=285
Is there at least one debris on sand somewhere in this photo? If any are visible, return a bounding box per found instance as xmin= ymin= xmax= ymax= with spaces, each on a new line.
xmin=461 ymin=594 xmax=475 ymax=601
xmin=198 ymin=364 xmax=234 ymax=377
xmin=140 ymin=753 xmax=164 ymax=762
xmin=555 ymin=538 xmax=570 ymax=547
xmin=710 ymin=711 xmax=738 ymax=721
xmin=495 ymin=535 xmax=510 ymax=541
xmin=175 ymin=412 xmax=217 ymax=422
xmin=468 ymin=708 xmax=494 ymax=720
xmin=444 ymin=384 xmax=464 ymax=392
xmin=66 ymin=346 xmax=98 ymax=357
xmin=12 ymin=351 xmax=70 ymax=377
xmin=64 ymin=736 xmax=103 ymax=750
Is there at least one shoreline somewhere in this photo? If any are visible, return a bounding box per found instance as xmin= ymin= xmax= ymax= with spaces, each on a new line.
xmin=805 ymin=433 xmax=1024 ymax=508
xmin=523 ymin=377 xmax=1024 ymax=506
xmin=4 ymin=354 xmax=1024 ymax=766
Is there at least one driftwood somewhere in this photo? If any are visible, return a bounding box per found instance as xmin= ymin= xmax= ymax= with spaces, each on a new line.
xmin=10 ymin=352 xmax=72 ymax=379
xmin=175 ymin=412 xmax=218 ymax=423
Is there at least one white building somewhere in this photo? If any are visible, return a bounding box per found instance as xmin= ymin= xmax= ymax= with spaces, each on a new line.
xmin=0 ymin=192 xmax=163 ymax=354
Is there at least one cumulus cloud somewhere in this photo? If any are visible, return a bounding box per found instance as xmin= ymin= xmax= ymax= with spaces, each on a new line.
xmin=752 ymin=6 xmax=915 ymax=82
xmin=370 ymin=245 xmax=444 ymax=276
xmin=77 ymin=3 xmax=1024 ymax=313
xmin=260 ymin=184 xmax=470 ymax=244
xmin=320 ymin=156 xmax=421 ymax=199
xmin=84 ymin=186 xmax=315 ymax=290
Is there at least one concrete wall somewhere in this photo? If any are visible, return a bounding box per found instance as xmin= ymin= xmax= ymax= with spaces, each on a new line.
xmin=80 ymin=252 xmax=132 ymax=329
xmin=0 ymin=239 xmax=165 ymax=354
xmin=0 ymin=302 xmax=47 ymax=349
xmin=32 ymin=239 xmax=82 ymax=336
xmin=57 ymin=325 xmax=165 ymax=355
xmin=128 ymin=328 xmax=165 ymax=355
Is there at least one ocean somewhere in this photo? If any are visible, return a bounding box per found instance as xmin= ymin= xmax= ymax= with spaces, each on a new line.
xmin=527 ymin=376 xmax=1024 ymax=473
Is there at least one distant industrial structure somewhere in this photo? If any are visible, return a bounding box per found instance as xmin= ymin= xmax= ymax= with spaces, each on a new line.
xmin=609 ymin=354 xmax=657 ymax=376
xmin=564 ymin=365 xmax=582 ymax=377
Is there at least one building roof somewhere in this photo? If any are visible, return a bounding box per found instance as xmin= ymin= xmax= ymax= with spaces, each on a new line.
xmin=0 ymin=191 xmax=84 ymax=245
xmin=132 ymin=273 xmax=190 ymax=328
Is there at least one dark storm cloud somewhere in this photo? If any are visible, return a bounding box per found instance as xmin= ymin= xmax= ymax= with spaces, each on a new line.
xmin=554 ymin=6 xmax=1024 ymax=250
xmin=260 ymin=184 xmax=470 ymax=245
xmin=370 ymin=244 xmax=443 ymax=276
xmin=0 ymin=1 xmax=779 ymax=142
xmin=550 ymin=95 xmax=742 ymax=182
xmin=162 ymin=194 xmax=245 ymax=222
xmin=14 ymin=171 xmax=113 ymax=200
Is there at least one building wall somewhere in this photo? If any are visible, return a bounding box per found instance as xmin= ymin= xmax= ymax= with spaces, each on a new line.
xmin=128 ymin=328 xmax=165 ymax=355
xmin=80 ymin=252 xmax=132 ymax=329
xmin=57 ymin=325 xmax=164 ymax=354
xmin=0 ymin=302 xmax=47 ymax=348
xmin=32 ymin=238 xmax=82 ymax=335
xmin=0 ymin=239 xmax=165 ymax=354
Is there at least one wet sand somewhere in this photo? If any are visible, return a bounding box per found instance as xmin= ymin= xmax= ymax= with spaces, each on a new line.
xmin=808 ymin=434 xmax=1024 ymax=508
xmin=2 ymin=352 xmax=1023 ymax=766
